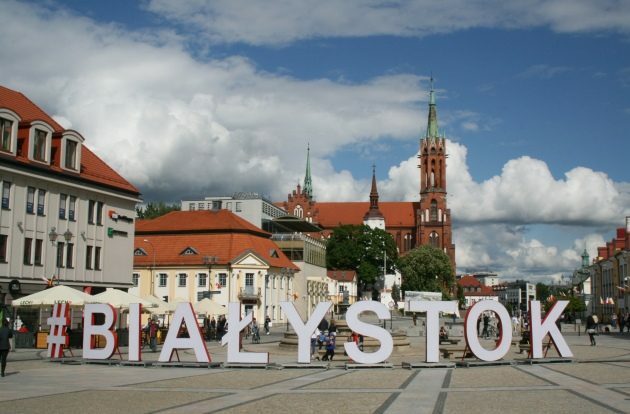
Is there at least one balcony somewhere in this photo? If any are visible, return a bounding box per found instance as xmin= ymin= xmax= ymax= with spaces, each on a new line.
xmin=238 ymin=286 xmax=261 ymax=301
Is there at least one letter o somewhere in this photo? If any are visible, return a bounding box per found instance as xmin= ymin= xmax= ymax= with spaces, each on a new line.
xmin=464 ymin=300 xmax=513 ymax=362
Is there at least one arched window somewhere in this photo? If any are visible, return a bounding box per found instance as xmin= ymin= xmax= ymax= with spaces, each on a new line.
xmin=429 ymin=231 xmax=439 ymax=248
xmin=430 ymin=200 xmax=438 ymax=221
xmin=293 ymin=205 xmax=303 ymax=218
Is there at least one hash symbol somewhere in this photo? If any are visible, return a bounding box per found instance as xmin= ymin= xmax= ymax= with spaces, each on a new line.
xmin=47 ymin=303 xmax=70 ymax=358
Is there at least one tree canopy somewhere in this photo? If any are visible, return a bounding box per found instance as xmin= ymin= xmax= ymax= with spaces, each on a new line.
xmin=326 ymin=225 xmax=398 ymax=288
xmin=399 ymin=245 xmax=453 ymax=294
xmin=136 ymin=201 xmax=181 ymax=219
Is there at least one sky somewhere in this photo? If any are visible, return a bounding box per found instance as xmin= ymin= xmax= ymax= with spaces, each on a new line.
xmin=1 ymin=0 xmax=629 ymax=283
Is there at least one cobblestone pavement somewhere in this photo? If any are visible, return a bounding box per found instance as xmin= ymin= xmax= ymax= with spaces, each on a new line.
xmin=1 ymin=321 xmax=629 ymax=413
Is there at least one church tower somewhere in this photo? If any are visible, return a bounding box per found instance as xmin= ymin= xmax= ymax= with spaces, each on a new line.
xmin=283 ymin=145 xmax=318 ymax=222
xmin=417 ymin=78 xmax=456 ymax=271
xmin=363 ymin=165 xmax=385 ymax=230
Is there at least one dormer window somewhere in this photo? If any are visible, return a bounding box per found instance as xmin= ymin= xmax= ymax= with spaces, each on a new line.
xmin=61 ymin=130 xmax=84 ymax=172
xmin=28 ymin=121 xmax=53 ymax=164
xmin=180 ymin=247 xmax=198 ymax=256
xmin=134 ymin=248 xmax=147 ymax=256
xmin=0 ymin=109 xmax=20 ymax=155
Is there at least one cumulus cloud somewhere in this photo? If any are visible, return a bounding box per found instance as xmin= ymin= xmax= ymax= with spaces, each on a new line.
xmin=145 ymin=0 xmax=630 ymax=45
xmin=0 ymin=1 xmax=427 ymax=202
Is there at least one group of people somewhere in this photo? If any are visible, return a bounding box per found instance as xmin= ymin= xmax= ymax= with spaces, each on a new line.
xmin=611 ymin=311 xmax=630 ymax=333
xmin=309 ymin=317 xmax=340 ymax=361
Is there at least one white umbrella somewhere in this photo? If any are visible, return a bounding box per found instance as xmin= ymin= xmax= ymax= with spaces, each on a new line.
xmin=12 ymin=285 xmax=93 ymax=307
xmin=193 ymin=298 xmax=227 ymax=316
xmin=91 ymin=288 xmax=155 ymax=310
xmin=142 ymin=295 xmax=177 ymax=315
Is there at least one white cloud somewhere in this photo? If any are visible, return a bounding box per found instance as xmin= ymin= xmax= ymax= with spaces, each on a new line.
xmin=145 ymin=0 xmax=630 ymax=46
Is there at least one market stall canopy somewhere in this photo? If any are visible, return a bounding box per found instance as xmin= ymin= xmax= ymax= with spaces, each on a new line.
xmin=12 ymin=285 xmax=93 ymax=306
xmin=91 ymin=288 xmax=156 ymax=309
xmin=143 ymin=295 xmax=177 ymax=314
xmin=193 ymin=298 xmax=227 ymax=315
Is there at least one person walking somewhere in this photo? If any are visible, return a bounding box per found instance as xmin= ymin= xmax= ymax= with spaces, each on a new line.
xmin=0 ymin=319 xmax=13 ymax=377
xmin=264 ymin=315 xmax=271 ymax=335
xmin=482 ymin=313 xmax=490 ymax=339
xmin=149 ymin=319 xmax=159 ymax=352
xmin=322 ymin=333 xmax=336 ymax=361
xmin=586 ymin=314 xmax=598 ymax=346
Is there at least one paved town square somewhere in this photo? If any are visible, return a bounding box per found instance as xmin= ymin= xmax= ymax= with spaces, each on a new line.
xmin=1 ymin=321 xmax=630 ymax=414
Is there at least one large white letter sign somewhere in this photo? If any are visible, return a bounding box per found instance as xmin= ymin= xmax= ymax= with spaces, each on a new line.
xmin=46 ymin=303 xmax=70 ymax=358
xmin=529 ymin=300 xmax=573 ymax=358
xmin=159 ymin=303 xmax=210 ymax=363
xmin=222 ymin=302 xmax=268 ymax=364
xmin=83 ymin=303 xmax=118 ymax=360
xmin=128 ymin=303 xmax=142 ymax=362
xmin=344 ymin=301 xmax=393 ymax=364
xmin=408 ymin=300 xmax=458 ymax=362
xmin=281 ymin=301 xmax=331 ymax=363
xmin=464 ymin=300 xmax=513 ymax=362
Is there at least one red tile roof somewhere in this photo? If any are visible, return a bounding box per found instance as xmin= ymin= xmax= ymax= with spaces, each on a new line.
xmin=458 ymin=275 xmax=481 ymax=288
xmin=136 ymin=210 xmax=269 ymax=236
xmin=135 ymin=210 xmax=298 ymax=270
xmin=315 ymin=201 xmax=418 ymax=228
xmin=327 ymin=270 xmax=357 ymax=282
xmin=0 ymin=85 xmax=139 ymax=196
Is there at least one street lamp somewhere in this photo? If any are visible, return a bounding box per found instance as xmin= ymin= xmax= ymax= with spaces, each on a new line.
xmin=143 ymin=239 xmax=156 ymax=295
xmin=48 ymin=227 xmax=73 ymax=285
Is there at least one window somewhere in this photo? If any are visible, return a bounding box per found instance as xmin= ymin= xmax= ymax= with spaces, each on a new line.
xmin=96 ymin=201 xmax=104 ymax=225
xmin=245 ymin=273 xmax=254 ymax=286
xmin=66 ymin=243 xmax=74 ymax=268
xmin=293 ymin=205 xmax=303 ymax=218
xmin=430 ymin=200 xmax=438 ymax=222
xmin=88 ymin=200 xmax=95 ymax=224
xmin=59 ymin=194 xmax=67 ymax=219
xmin=23 ymin=238 xmax=33 ymax=265
xmin=178 ymin=273 xmax=187 ymax=287
xmin=0 ymin=117 xmax=13 ymax=152
xmin=68 ymin=196 xmax=76 ymax=221
xmin=198 ymin=273 xmax=207 ymax=287
xmin=56 ymin=242 xmax=65 ymax=268
xmin=159 ymin=273 xmax=167 ymax=287
xmin=180 ymin=247 xmax=197 ymax=256
xmin=280 ymin=277 xmax=284 ymax=289
xmin=34 ymin=239 xmax=43 ymax=265
xmin=226 ymin=202 xmax=232 ymax=210
xmin=134 ymin=248 xmax=147 ymax=256
xmin=0 ymin=234 xmax=7 ymax=262
xmin=1 ymin=181 xmax=10 ymax=209
xmin=212 ymin=201 xmax=221 ymax=210
xmin=85 ymin=246 xmax=93 ymax=269
xmin=429 ymin=231 xmax=439 ymax=248
xmin=26 ymin=187 xmax=35 ymax=214
xmin=94 ymin=246 xmax=101 ymax=270
xmin=218 ymin=273 xmax=227 ymax=287
xmin=65 ymin=140 xmax=78 ymax=170
xmin=189 ymin=203 xmax=196 ymax=211
xmin=132 ymin=273 xmax=139 ymax=287
xmin=235 ymin=202 xmax=242 ymax=212
xmin=37 ymin=189 xmax=46 ymax=216
xmin=273 ymin=276 xmax=276 ymax=288
xmin=198 ymin=203 xmax=204 ymax=210
xmin=33 ymin=129 xmax=47 ymax=161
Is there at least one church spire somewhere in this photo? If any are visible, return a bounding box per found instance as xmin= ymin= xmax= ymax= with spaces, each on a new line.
xmin=303 ymin=144 xmax=313 ymax=200
xmin=364 ymin=164 xmax=385 ymax=229
xmin=426 ymin=76 xmax=439 ymax=141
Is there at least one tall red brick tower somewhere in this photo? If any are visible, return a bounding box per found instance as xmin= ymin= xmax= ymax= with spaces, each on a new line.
xmin=417 ymin=78 xmax=456 ymax=271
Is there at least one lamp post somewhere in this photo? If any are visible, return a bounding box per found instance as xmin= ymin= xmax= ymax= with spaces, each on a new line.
xmin=143 ymin=239 xmax=156 ymax=296
xmin=48 ymin=227 xmax=73 ymax=285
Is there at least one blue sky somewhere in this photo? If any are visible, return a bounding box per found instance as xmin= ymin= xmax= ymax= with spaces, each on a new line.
xmin=2 ymin=0 xmax=629 ymax=281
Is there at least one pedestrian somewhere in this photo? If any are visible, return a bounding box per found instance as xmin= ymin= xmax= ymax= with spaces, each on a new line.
xmin=412 ymin=313 xmax=417 ymax=326
xmin=328 ymin=320 xmax=337 ymax=336
xmin=611 ymin=313 xmax=618 ymax=330
xmin=311 ymin=329 xmax=320 ymax=360
xmin=149 ymin=318 xmax=159 ymax=352
xmin=264 ymin=315 xmax=271 ymax=335
xmin=318 ymin=317 xmax=329 ymax=333
xmin=482 ymin=313 xmax=490 ymax=338
xmin=511 ymin=315 xmax=519 ymax=334
xmin=322 ymin=334 xmax=336 ymax=361
xmin=586 ymin=314 xmax=598 ymax=346
xmin=209 ymin=316 xmax=216 ymax=340
xmin=0 ymin=319 xmax=13 ymax=377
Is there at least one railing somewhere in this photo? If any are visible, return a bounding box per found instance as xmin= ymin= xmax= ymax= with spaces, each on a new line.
xmin=238 ymin=286 xmax=261 ymax=300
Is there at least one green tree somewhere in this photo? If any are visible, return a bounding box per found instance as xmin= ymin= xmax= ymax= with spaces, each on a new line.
xmin=536 ymin=282 xmax=550 ymax=303
xmin=399 ymin=245 xmax=453 ymax=294
xmin=326 ymin=224 xmax=398 ymax=288
xmin=456 ymin=284 xmax=466 ymax=309
xmin=136 ymin=201 xmax=180 ymax=219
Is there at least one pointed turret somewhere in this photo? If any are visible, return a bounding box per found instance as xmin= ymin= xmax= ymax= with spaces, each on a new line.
xmin=581 ymin=248 xmax=590 ymax=268
xmin=425 ymin=76 xmax=439 ymax=142
xmin=364 ymin=165 xmax=385 ymax=230
xmin=303 ymin=144 xmax=313 ymax=200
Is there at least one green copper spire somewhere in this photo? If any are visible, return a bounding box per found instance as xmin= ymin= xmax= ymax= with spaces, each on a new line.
xmin=581 ymin=248 xmax=590 ymax=268
xmin=425 ymin=76 xmax=439 ymax=141
xmin=303 ymin=144 xmax=313 ymax=199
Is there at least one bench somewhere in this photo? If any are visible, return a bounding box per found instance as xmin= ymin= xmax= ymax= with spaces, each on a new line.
xmin=439 ymin=338 xmax=460 ymax=345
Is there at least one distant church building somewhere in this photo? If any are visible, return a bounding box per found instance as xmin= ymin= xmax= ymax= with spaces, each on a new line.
xmin=281 ymin=80 xmax=456 ymax=271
